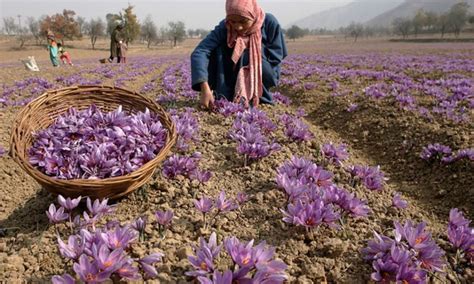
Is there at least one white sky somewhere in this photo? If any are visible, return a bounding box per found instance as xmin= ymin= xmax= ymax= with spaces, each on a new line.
xmin=0 ymin=0 xmax=353 ymax=29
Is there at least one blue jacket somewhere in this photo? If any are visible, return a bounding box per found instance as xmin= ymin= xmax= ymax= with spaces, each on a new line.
xmin=191 ymin=13 xmax=287 ymax=103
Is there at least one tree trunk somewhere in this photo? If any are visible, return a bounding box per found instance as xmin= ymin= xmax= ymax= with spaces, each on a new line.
xmin=91 ymin=36 xmax=96 ymax=50
xmin=147 ymin=40 xmax=151 ymax=49
xmin=174 ymin=37 xmax=177 ymax=47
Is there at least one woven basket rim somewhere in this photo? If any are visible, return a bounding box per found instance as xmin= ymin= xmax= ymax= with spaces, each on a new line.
xmin=10 ymin=84 xmax=177 ymax=189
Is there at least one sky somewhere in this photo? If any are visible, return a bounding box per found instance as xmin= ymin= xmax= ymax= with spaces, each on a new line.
xmin=0 ymin=0 xmax=354 ymax=30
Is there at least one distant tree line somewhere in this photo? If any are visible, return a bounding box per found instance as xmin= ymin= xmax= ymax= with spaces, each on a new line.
xmin=284 ymin=2 xmax=473 ymax=42
xmin=1 ymin=4 xmax=210 ymax=49
xmin=392 ymin=2 xmax=472 ymax=38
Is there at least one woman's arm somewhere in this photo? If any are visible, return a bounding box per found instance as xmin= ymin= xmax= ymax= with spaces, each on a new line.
xmin=190 ymin=21 xmax=226 ymax=92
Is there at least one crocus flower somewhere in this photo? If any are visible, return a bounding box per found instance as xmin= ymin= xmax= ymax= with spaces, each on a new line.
xmin=392 ymin=193 xmax=408 ymax=209
xmin=57 ymin=234 xmax=85 ymax=260
xmin=86 ymin=197 xmax=115 ymax=217
xmin=236 ymin=192 xmax=249 ymax=205
xmin=51 ymin=274 xmax=75 ymax=284
xmin=155 ymin=210 xmax=174 ymax=227
xmin=58 ymin=195 xmax=81 ymax=211
xmin=194 ymin=197 xmax=214 ymax=213
xmin=187 ymin=232 xmax=221 ymax=276
xmin=92 ymin=244 xmax=126 ymax=272
xmin=215 ymin=191 xmax=238 ymax=213
xmin=46 ymin=204 xmax=69 ymax=224
xmin=73 ymin=254 xmax=112 ymax=283
xmin=139 ymin=252 xmax=164 ymax=279
xmin=131 ymin=216 xmax=147 ymax=234
xmin=115 ymin=258 xmax=141 ymax=280
xmin=197 ymin=270 xmax=233 ymax=284
xmin=100 ymin=226 xmax=138 ymax=250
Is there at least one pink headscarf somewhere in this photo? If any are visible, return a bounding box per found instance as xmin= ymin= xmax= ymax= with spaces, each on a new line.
xmin=226 ymin=0 xmax=265 ymax=107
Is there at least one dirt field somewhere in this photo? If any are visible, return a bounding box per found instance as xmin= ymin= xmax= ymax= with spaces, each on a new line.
xmin=0 ymin=36 xmax=472 ymax=283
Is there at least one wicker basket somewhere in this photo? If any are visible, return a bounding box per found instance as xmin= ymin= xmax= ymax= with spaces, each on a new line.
xmin=10 ymin=85 xmax=177 ymax=200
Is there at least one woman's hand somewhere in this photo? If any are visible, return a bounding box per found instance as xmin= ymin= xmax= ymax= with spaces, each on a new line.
xmin=199 ymin=82 xmax=215 ymax=110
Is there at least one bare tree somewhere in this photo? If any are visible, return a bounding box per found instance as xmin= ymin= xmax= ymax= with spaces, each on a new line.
xmin=347 ymin=22 xmax=364 ymax=42
xmin=141 ymin=15 xmax=158 ymax=48
xmin=447 ymin=2 xmax=470 ymax=37
xmin=76 ymin=16 xmax=86 ymax=36
xmin=393 ymin=17 xmax=412 ymax=39
xmin=26 ymin=17 xmax=42 ymax=44
xmin=84 ymin=18 xmax=105 ymax=49
xmin=437 ymin=13 xmax=449 ymax=38
xmin=16 ymin=27 xmax=30 ymax=48
xmin=3 ymin=17 xmax=18 ymax=35
xmin=412 ymin=9 xmax=427 ymax=37
xmin=167 ymin=21 xmax=186 ymax=47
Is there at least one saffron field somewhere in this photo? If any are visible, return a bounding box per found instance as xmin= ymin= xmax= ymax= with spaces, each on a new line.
xmin=0 ymin=38 xmax=472 ymax=283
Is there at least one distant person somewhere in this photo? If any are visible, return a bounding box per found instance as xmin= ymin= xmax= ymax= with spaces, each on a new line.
xmin=109 ymin=21 xmax=125 ymax=63
xmin=47 ymin=35 xmax=59 ymax=67
xmin=191 ymin=0 xmax=287 ymax=109
xmin=57 ymin=43 xmax=73 ymax=66
xmin=119 ymin=41 xmax=128 ymax=64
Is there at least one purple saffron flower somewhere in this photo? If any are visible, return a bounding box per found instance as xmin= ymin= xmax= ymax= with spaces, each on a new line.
xmin=236 ymin=192 xmax=249 ymax=205
xmin=139 ymin=252 xmax=164 ymax=279
xmin=371 ymin=259 xmax=398 ymax=283
xmin=86 ymin=197 xmax=115 ymax=217
xmin=215 ymin=191 xmax=238 ymax=213
xmin=51 ymin=274 xmax=75 ymax=284
xmin=0 ymin=146 xmax=6 ymax=157
xmin=420 ymin=143 xmax=452 ymax=161
xmin=115 ymin=258 xmax=141 ymax=280
xmin=187 ymin=232 xmax=222 ymax=276
xmin=93 ymin=244 xmax=126 ymax=272
xmin=449 ymin=208 xmax=470 ymax=228
xmin=392 ymin=193 xmax=408 ymax=209
xmin=197 ymin=270 xmax=233 ymax=284
xmin=194 ymin=197 xmax=214 ymax=213
xmin=100 ymin=226 xmax=138 ymax=250
xmin=361 ymin=231 xmax=394 ymax=261
xmin=253 ymin=260 xmax=288 ymax=283
xmin=46 ymin=204 xmax=69 ymax=224
xmin=321 ymin=142 xmax=349 ymax=166
xmin=346 ymin=103 xmax=358 ymax=112
xmin=282 ymin=200 xmax=339 ymax=229
xmin=154 ymin=210 xmax=174 ymax=227
xmin=395 ymin=264 xmax=427 ymax=284
xmin=57 ymin=234 xmax=85 ymax=260
xmin=58 ymin=195 xmax=81 ymax=211
xmin=131 ymin=216 xmax=147 ymax=234
xmin=224 ymin=236 xmax=255 ymax=267
xmin=191 ymin=170 xmax=212 ymax=184
xmin=73 ymin=254 xmax=112 ymax=283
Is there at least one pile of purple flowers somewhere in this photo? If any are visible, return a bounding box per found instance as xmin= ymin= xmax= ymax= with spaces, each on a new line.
xmin=420 ymin=144 xmax=474 ymax=164
xmin=194 ymin=190 xmax=247 ymax=229
xmin=321 ymin=142 xmax=349 ymax=166
xmin=28 ymin=105 xmax=168 ymax=180
xmin=47 ymin=195 xmax=165 ymax=282
xmin=362 ymin=220 xmax=445 ymax=283
xmin=0 ymin=145 xmax=5 ymax=157
xmin=347 ymin=164 xmax=386 ymax=191
xmin=170 ymin=108 xmax=200 ymax=152
xmin=186 ymin=232 xmax=288 ymax=283
xmin=229 ymin=110 xmax=280 ymax=166
xmin=447 ymin=208 xmax=473 ymax=263
xmin=277 ymin=157 xmax=370 ymax=231
xmin=278 ymin=110 xmax=314 ymax=142
xmin=162 ymin=152 xmax=211 ymax=183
